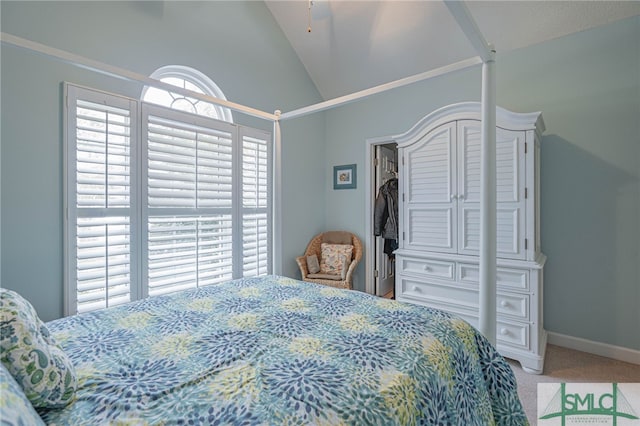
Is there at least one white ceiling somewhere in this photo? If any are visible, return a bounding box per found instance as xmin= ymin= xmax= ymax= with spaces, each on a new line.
xmin=265 ymin=1 xmax=640 ymax=100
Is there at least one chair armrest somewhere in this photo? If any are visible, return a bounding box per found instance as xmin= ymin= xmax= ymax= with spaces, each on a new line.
xmin=342 ymin=258 xmax=358 ymax=288
xmin=296 ymin=256 xmax=309 ymax=279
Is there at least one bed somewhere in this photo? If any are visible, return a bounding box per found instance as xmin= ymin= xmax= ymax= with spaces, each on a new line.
xmin=1 ymin=275 xmax=528 ymax=425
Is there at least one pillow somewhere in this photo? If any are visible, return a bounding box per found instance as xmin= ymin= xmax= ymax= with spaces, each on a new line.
xmin=0 ymin=363 xmax=46 ymax=426
xmin=0 ymin=289 xmax=77 ymax=408
xmin=306 ymin=254 xmax=320 ymax=274
xmin=320 ymin=243 xmax=353 ymax=276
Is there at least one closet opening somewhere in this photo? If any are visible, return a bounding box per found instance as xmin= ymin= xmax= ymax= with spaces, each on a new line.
xmin=368 ymin=142 xmax=398 ymax=299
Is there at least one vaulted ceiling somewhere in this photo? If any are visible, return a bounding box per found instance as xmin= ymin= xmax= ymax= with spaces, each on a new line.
xmin=265 ymin=1 xmax=640 ymax=100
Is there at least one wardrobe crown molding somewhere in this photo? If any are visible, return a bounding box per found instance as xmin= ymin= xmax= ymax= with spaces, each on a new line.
xmin=394 ymin=102 xmax=545 ymax=148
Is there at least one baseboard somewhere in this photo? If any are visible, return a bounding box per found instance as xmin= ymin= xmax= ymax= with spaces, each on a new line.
xmin=547 ymin=332 xmax=640 ymax=366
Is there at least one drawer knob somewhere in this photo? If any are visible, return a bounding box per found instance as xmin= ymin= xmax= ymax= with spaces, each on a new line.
xmin=500 ymin=328 xmax=509 ymax=336
xmin=423 ymin=265 xmax=431 ymax=272
xmin=500 ymin=300 xmax=509 ymax=308
xmin=412 ymin=285 xmax=420 ymax=292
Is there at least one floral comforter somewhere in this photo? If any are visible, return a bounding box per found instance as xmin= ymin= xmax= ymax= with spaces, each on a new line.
xmin=41 ymin=275 xmax=527 ymax=425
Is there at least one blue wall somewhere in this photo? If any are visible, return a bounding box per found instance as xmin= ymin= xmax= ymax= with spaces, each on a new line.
xmin=2 ymin=2 xmax=638 ymax=353
xmin=324 ymin=16 xmax=640 ymax=351
xmin=0 ymin=1 xmax=326 ymax=321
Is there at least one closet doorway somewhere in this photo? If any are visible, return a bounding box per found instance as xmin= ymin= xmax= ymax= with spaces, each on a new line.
xmin=370 ymin=143 xmax=398 ymax=299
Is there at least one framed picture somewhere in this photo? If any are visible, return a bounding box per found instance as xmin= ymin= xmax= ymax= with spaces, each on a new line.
xmin=333 ymin=164 xmax=357 ymax=190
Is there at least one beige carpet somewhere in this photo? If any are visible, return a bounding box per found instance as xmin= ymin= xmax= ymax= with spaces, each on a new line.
xmin=508 ymin=344 xmax=640 ymax=424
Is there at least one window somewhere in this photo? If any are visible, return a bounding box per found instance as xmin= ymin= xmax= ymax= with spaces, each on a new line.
xmin=65 ymin=72 xmax=270 ymax=315
xmin=141 ymin=65 xmax=233 ymax=122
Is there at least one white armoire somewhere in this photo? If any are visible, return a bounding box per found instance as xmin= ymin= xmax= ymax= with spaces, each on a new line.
xmin=394 ymin=102 xmax=547 ymax=374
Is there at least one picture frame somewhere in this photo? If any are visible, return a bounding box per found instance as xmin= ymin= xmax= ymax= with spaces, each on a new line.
xmin=333 ymin=164 xmax=357 ymax=190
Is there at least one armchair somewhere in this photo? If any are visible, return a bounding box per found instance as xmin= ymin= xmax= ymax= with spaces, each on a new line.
xmin=295 ymin=231 xmax=362 ymax=290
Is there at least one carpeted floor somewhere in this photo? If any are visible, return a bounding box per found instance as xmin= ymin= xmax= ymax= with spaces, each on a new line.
xmin=508 ymin=344 xmax=640 ymax=424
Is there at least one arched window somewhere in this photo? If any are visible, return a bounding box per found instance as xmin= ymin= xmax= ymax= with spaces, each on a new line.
xmin=64 ymin=69 xmax=271 ymax=314
xmin=142 ymin=65 xmax=233 ymax=122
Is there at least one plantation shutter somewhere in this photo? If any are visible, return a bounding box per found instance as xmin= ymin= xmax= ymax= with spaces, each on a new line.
xmin=65 ymin=85 xmax=139 ymax=315
xmin=241 ymin=129 xmax=271 ymax=276
xmin=66 ymin=84 xmax=272 ymax=315
xmin=142 ymin=104 xmax=237 ymax=297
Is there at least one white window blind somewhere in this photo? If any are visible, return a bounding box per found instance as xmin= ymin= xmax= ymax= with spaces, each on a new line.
xmin=142 ymin=104 xmax=238 ymax=296
xmin=241 ymin=131 xmax=271 ymax=276
xmin=65 ymin=85 xmax=138 ymax=315
xmin=65 ymin=84 xmax=271 ymax=315
xmin=146 ymin=215 xmax=233 ymax=296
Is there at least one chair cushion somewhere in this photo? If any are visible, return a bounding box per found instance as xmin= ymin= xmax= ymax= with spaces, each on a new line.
xmin=306 ymin=255 xmax=320 ymax=274
xmin=307 ymin=273 xmax=343 ymax=281
xmin=0 ymin=289 xmax=77 ymax=408
xmin=320 ymin=243 xmax=353 ymax=275
xmin=322 ymin=231 xmax=352 ymax=245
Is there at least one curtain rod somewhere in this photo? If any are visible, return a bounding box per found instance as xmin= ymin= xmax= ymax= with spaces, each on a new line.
xmin=280 ymin=0 xmax=493 ymax=121
xmin=444 ymin=0 xmax=493 ymax=62
xmin=2 ymin=0 xmax=493 ymax=125
xmin=0 ymin=32 xmax=278 ymax=122
xmin=2 ymin=22 xmax=488 ymax=126
xmin=279 ymin=56 xmax=482 ymax=121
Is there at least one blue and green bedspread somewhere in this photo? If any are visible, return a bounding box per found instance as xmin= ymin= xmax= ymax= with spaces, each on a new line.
xmin=41 ymin=275 xmax=527 ymax=425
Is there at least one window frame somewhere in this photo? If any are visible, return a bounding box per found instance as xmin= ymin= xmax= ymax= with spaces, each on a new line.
xmin=64 ymin=82 xmax=271 ymax=315
xmin=140 ymin=103 xmax=239 ymax=298
xmin=64 ymin=84 xmax=141 ymax=315
xmin=141 ymin=65 xmax=234 ymax=123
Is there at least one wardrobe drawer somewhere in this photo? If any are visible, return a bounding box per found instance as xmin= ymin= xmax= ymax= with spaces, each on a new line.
xmin=496 ymin=320 xmax=529 ymax=350
xmin=441 ymin=311 xmax=530 ymax=351
xmin=458 ymin=264 xmax=529 ymax=291
xmin=497 ymin=293 xmax=529 ymax=320
xmin=399 ymin=277 xmax=475 ymax=311
xmin=399 ymin=257 xmax=455 ymax=281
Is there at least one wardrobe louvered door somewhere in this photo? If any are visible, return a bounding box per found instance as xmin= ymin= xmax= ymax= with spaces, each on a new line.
xmin=395 ymin=104 xmax=546 ymax=374
xmin=403 ymin=122 xmax=457 ymax=254
xmin=495 ymin=124 xmax=526 ymax=259
xmin=456 ymin=120 xmax=526 ymax=260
